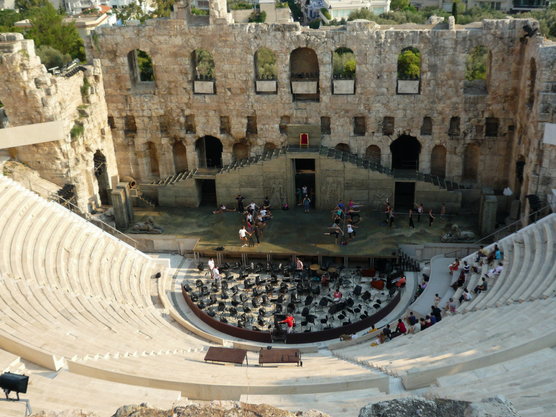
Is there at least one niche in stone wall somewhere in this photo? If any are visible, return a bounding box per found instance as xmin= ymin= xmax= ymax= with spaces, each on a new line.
xmin=365 ymin=145 xmax=381 ymax=166
xmin=353 ymin=117 xmax=365 ymax=136
xmin=420 ymin=117 xmax=432 ymax=135
xmin=127 ymin=49 xmax=154 ymax=87
xmin=125 ymin=115 xmax=137 ymax=134
xmin=193 ymin=48 xmax=215 ymax=94
xmin=279 ymin=116 xmax=290 ymax=134
xmin=448 ymin=117 xmax=460 ymax=136
xmin=185 ymin=115 xmax=196 ymax=134
xmin=383 ymin=117 xmax=395 ymax=135
xmin=246 ymin=116 xmax=258 ymax=135
xmin=173 ymin=140 xmax=188 ymax=173
xmin=528 ymin=58 xmax=536 ymax=106
xmin=464 ymin=45 xmax=488 ymax=95
xmin=290 ymin=48 xmax=319 ymax=101
xmin=233 ymin=142 xmax=249 ymax=161
xmin=332 ymin=47 xmax=355 ymax=95
xmin=220 ymin=116 xmax=231 ymax=134
xmin=255 ymin=48 xmax=277 ymax=93
xmin=144 ymin=141 xmax=160 ymax=178
xmin=430 ymin=145 xmax=447 ymax=178
xmin=94 ymin=150 xmax=110 ymax=205
xmin=321 ymin=117 xmax=331 ymax=135
xmin=107 ymin=116 xmax=115 ymax=129
xmin=462 ymin=143 xmax=480 ymax=182
xmin=264 ymin=142 xmax=277 ymax=153
xmin=397 ymin=47 xmax=420 ymax=95
xmin=485 ymin=117 xmax=499 ymax=137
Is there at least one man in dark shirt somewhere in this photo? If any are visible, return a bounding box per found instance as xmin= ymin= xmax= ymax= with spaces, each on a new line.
xmin=406 ymin=312 xmax=416 ymax=326
xmin=474 ymin=277 xmax=488 ymax=294
xmin=382 ymin=324 xmax=392 ymax=340
xmin=236 ymin=194 xmax=245 ymax=213
xmin=263 ymin=197 xmax=271 ymax=209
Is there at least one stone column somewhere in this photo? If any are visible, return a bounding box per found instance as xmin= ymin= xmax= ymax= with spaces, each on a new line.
xmin=112 ymin=188 xmax=129 ymax=230
xmin=117 ymin=181 xmax=134 ymax=224
xmin=479 ymin=188 xmax=497 ymax=236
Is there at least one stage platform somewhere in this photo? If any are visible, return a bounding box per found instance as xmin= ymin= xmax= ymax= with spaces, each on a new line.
xmin=125 ymin=204 xmax=481 ymax=258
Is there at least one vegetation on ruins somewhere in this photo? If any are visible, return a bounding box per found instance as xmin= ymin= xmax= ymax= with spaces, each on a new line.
xmin=287 ymin=0 xmax=303 ymax=21
xmin=70 ymin=122 xmax=85 ymax=140
xmin=309 ymin=18 xmax=322 ymax=28
xmin=333 ymin=47 xmax=356 ymax=77
xmin=256 ymin=47 xmax=277 ymax=79
xmin=137 ymin=50 xmax=154 ymax=81
xmin=397 ymin=47 xmax=420 ymax=78
xmin=229 ymin=0 xmax=253 ymax=10
xmin=36 ymin=45 xmax=72 ymax=69
xmin=465 ymin=45 xmax=488 ymax=81
xmin=191 ymin=6 xmax=209 ymax=15
xmin=194 ymin=48 xmax=215 ymax=79
xmin=248 ymin=10 xmax=267 ymax=22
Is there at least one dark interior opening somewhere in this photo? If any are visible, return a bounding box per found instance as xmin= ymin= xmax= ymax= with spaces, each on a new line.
xmin=390 ymin=135 xmax=421 ymax=170
xmin=394 ymin=182 xmax=415 ymax=211
xmin=196 ymin=136 xmax=223 ymax=168
xmin=201 ymin=179 xmax=217 ymax=205
xmin=295 ymin=159 xmax=315 ymax=207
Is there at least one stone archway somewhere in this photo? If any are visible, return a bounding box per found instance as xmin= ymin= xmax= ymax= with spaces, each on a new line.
xmin=145 ymin=141 xmax=160 ymax=178
xmin=173 ymin=140 xmax=188 ymax=173
xmin=335 ymin=143 xmax=350 ymax=153
xmin=196 ymin=136 xmax=223 ymax=168
xmin=365 ymin=145 xmax=381 ymax=165
xmin=390 ymin=135 xmax=421 ymax=170
xmin=232 ymin=143 xmax=249 ymax=162
xmin=462 ymin=143 xmax=480 ymax=182
xmin=431 ymin=145 xmax=447 ymax=178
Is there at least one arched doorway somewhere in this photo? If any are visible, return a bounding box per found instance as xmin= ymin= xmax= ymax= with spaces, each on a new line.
xmin=430 ymin=145 xmax=447 ymax=178
xmin=365 ymin=145 xmax=381 ymax=166
xmin=233 ymin=143 xmax=249 ymax=162
xmin=93 ymin=150 xmax=110 ymax=205
xmin=335 ymin=143 xmax=350 ymax=153
xmin=390 ymin=135 xmax=421 ymax=170
xmin=290 ymin=47 xmax=319 ymax=100
xmin=195 ymin=136 xmax=223 ymax=168
xmin=145 ymin=142 xmax=160 ymax=178
xmin=462 ymin=143 xmax=480 ymax=182
xmin=173 ymin=140 xmax=188 ymax=173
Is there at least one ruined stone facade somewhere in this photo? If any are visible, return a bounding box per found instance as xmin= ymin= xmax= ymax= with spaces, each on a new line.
xmin=1 ymin=4 xmax=556 ymax=218
xmin=0 ymin=33 xmax=118 ymax=211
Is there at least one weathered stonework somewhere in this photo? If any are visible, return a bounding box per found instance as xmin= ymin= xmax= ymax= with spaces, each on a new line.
xmin=81 ymin=12 xmax=556 ymax=217
xmin=0 ymin=33 xmax=118 ymax=211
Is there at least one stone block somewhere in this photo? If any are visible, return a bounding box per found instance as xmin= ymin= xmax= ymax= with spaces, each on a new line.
xmin=194 ymin=81 xmax=215 ymax=94
xmin=333 ymin=80 xmax=355 ymax=95
xmin=256 ymin=80 xmax=277 ymax=93
xmin=291 ymin=81 xmax=318 ymax=94
xmin=397 ymin=80 xmax=420 ymax=94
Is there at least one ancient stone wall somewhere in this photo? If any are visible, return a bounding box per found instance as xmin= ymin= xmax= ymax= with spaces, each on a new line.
xmin=0 ymin=33 xmax=118 ymax=211
xmin=86 ymin=17 xmax=548 ymax=195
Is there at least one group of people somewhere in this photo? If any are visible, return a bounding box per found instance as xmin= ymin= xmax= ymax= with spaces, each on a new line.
xmin=382 ymin=201 xmax=442 ymax=229
xmin=324 ymin=199 xmax=363 ymax=245
xmin=296 ymin=185 xmax=313 ymax=213
xmin=236 ymin=195 xmax=273 ymax=247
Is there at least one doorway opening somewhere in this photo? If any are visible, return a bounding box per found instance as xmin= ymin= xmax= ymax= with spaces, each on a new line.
xmin=394 ymin=182 xmax=415 ymax=211
xmin=196 ymin=136 xmax=223 ymax=168
xmin=390 ymin=135 xmax=421 ymax=171
xmin=93 ymin=150 xmax=110 ymax=205
xmin=199 ymin=179 xmax=216 ymax=205
xmin=295 ymin=159 xmax=315 ymax=207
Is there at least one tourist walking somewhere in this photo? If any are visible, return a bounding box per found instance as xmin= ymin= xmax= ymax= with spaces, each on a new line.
xmin=409 ymin=208 xmax=415 ymax=229
xmin=414 ymin=202 xmax=423 ymax=222
xmin=239 ymin=226 xmax=248 ymax=247
xmin=303 ymin=195 xmax=311 ymax=213
xmin=428 ymin=209 xmax=435 ymax=228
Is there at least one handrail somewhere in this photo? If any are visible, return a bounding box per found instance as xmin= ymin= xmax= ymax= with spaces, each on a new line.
xmin=52 ymin=193 xmax=139 ymax=248
xmin=442 ymin=204 xmax=554 ymax=259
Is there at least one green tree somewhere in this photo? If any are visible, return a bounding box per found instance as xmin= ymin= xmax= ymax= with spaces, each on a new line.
xmin=195 ymin=48 xmax=215 ymax=79
xmin=256 ymin=47 xmax=277 ymax=78
xmin=451 ymin=1 xmax=458 ymax=24
xmin=465 ymin=45 xmax=487 ymax=81
xmin=333 ymin=48 xmax=356 ymax=76
xmin=36 ymin=45 xmax=71 ymax=69
xmin=26 ymin=3 xmax=84 ymax=61
xmin=390 ymin=0 xmax=410 ymax=11
xmin=248 ymin=10 xmax=266 ymax=22
xmin=14 ymin=0 xmax=48 ymax=15
xmin=397 ymin=47 xmax=420 ymax=78
xmin=151 ymin=0 xmax=175 ymax=17
xmin=110 ymin=0 xmax=151 ymax=24
xmin=137 ymin=50 xmax=154 ymax=81
xmin=550 ymin=21 xmax=556 ymax=39
xmin=348 ymin=8 xmax=375 ymax=20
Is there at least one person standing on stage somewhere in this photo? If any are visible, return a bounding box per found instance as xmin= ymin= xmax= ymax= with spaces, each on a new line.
xmin=208 ymin=257 xmax=215 ymax=278
xmin=236 ymin=194 xmax=245 ymax=213
xmin=279 ymin=315 xmax=295 ymax=334
xmin=414 ymin=202 xmax=423 ymax=222
xmin=428 ymin=209 xmax=436 ymax=228
xmin=409 ymin=208 xmax=415 ymax=229
xmin=296 ymin=258 xmax=303 ymax=271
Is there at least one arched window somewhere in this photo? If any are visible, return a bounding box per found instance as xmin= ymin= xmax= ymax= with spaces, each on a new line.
xmin=397 ymin=47 xmax=420 ymax=79
xmin=528 ymin=58 xmax=536 ymax=106
xmin=196 ymin=136 xmax=223 ymax=168
xmin=333 ymin=47 xmax=355 ymax=78
xmin=335 ymin=143 xmax=350 ymax=153
xmin=232 ymin=143 xmax=249 ymax=162
xmin=464 ymin=45 xmax=488 ymax=95
xmin=173 ymin=140 xmax=188 ymax=173
xmin=192 ymin=48 xmax=215 ymax=80
xmin=263 ymin=142 xmax=277 ymax=153
xmin=290 ymin=47 xmax=319 ymax=100
xmin=127 ymin=49 xmax=154 ymax=86
xmin=255 ymin=48 xmax=277 ymax=80
xmin=462 ymin=143 xmax=480 ymax=182
xmin=431 ymin=145 xmax=447 ymax=178
xmin=365 ymin=145 xmax=381 ymax=165
xmin=145 ymin=142 xmax=160 ymax=178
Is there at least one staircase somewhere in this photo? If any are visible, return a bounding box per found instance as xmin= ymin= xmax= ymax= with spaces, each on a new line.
xmin=149 ymin=170 xmax=193 ymax=185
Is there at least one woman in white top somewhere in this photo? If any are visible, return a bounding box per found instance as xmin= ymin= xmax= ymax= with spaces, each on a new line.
xmin=347 ymin=224 xmax=358 ymax=240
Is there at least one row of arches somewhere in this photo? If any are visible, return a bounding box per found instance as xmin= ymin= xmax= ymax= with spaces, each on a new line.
xmin=140 ymin=136 xmax=482 ymax=183
xmin=126 ymin=45 xmax=496 ymax=85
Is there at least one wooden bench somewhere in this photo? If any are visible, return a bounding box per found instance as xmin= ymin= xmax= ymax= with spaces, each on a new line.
xmin=259 ymin=348 xmax=302 ymax=366
xmin=204 ymin=347 xmax=248 ymax=365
